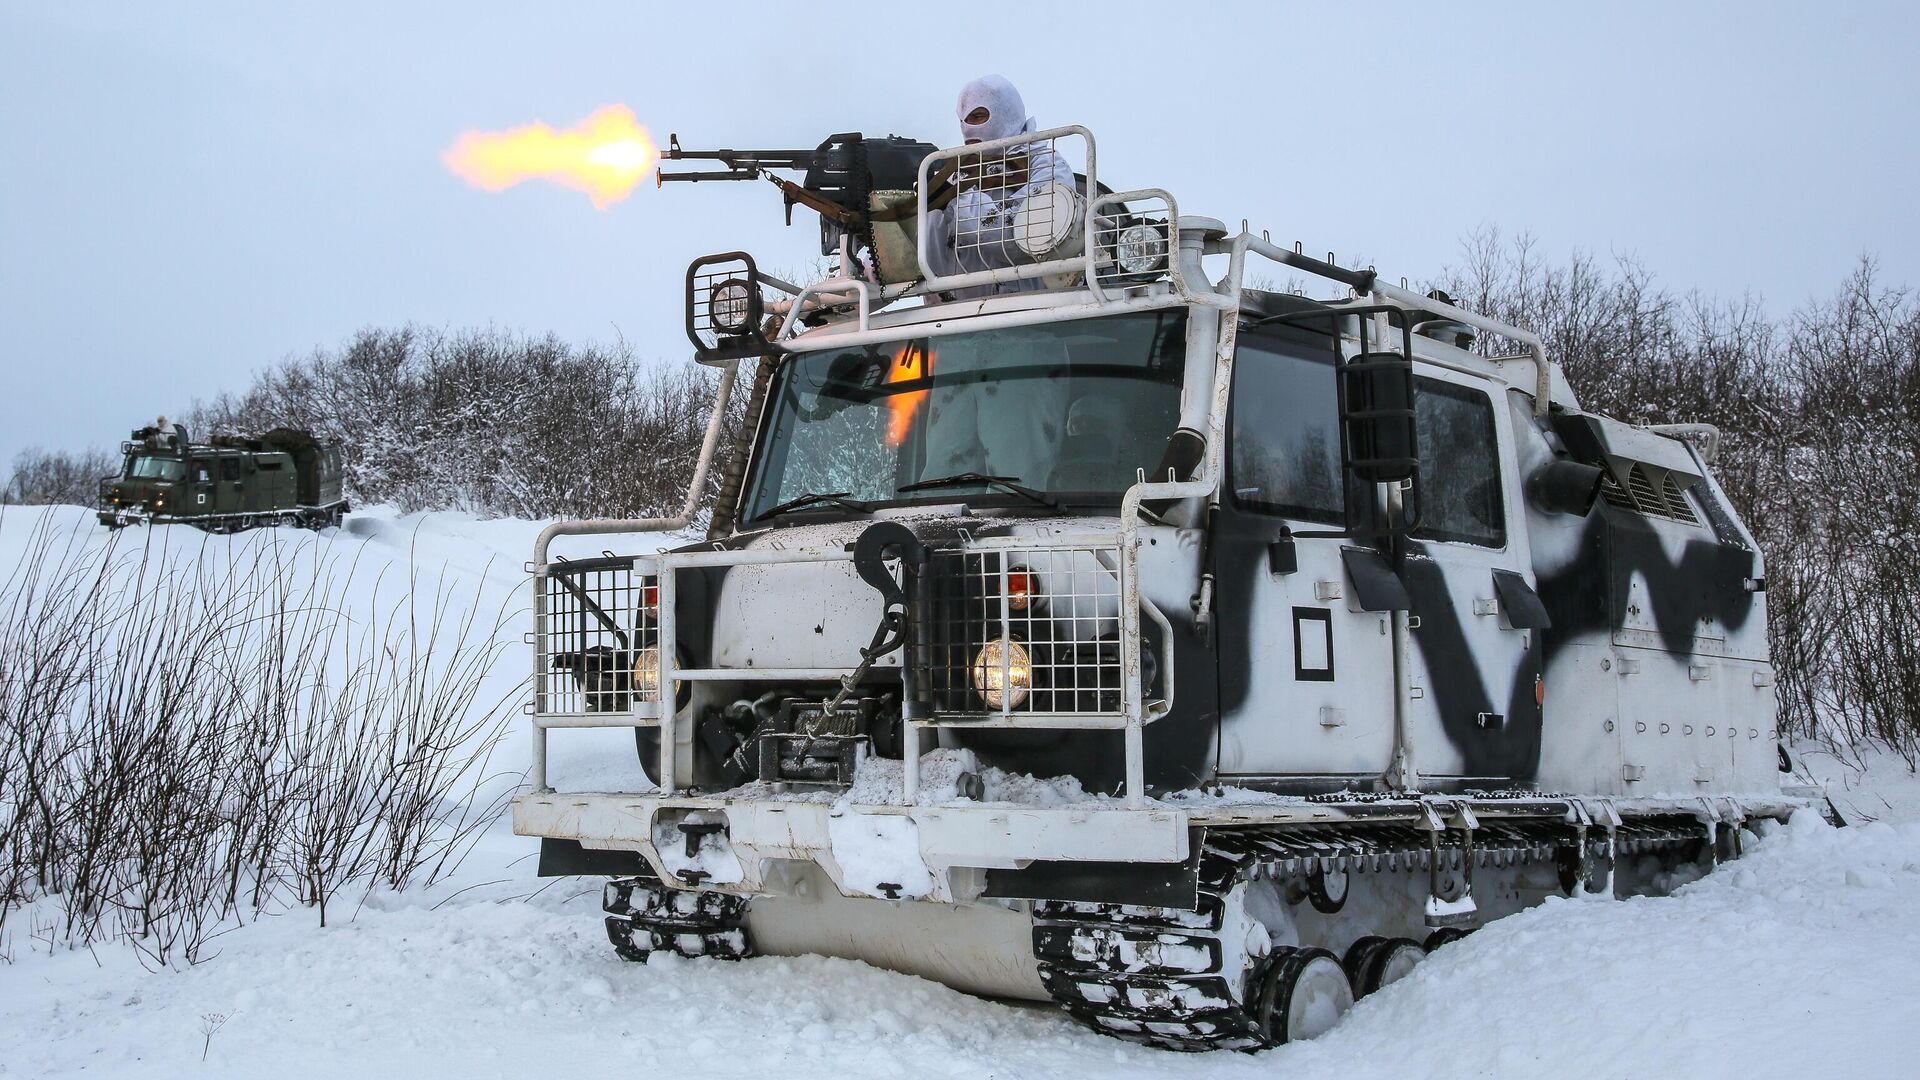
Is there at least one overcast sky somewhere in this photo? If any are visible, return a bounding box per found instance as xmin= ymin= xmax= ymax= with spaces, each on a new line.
xmin=3 ymin=1 xmax=1916 ymax=470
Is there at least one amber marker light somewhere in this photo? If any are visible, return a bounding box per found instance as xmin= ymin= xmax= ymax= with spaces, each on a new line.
xmin=1006 ymin=567 xmax=1037 ymax=612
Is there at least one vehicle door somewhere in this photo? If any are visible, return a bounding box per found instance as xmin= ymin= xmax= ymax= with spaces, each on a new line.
xmin=255 ymin=456 xmax=293 ymax=510
xmin=185 ymin=458 xmax=217 ymax=516
xmin=1212 ymin=326 xmax=1398 ymax=783
xmin=216 ymin=456 xmax=248 ymax=516
xmin=1398 ymin=369 xmax=1547 ymax=785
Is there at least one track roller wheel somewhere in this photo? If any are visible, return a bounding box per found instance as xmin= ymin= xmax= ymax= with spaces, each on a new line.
xmin=1306 ymin=864 xmax=1349 ymax=913
xmin=1253 ymin=947 xmax=1353 ymax=1045
xmin=1344 ymin=937 xmax=1424 ymax=997
xmin=1423 ymin=926 xmax=1472 ymax=952
xmin=1342 ymin=936 xmax=1389 ymax=992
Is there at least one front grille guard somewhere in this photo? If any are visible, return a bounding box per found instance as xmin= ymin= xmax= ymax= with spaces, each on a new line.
xmin=528 ymin=534 xmax=1173 ymax=804
xmin=533 ymin=555 xmax=659 ymax=718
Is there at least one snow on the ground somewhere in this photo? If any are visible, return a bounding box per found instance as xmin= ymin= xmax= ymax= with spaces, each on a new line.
xmin=1794 ymin=739 xmax=1920 ymax=826
xmin=5 ymin=808 xmax=1920 ymax=1080
xmin=7 ymin=506 xmax=1920 ymax=1079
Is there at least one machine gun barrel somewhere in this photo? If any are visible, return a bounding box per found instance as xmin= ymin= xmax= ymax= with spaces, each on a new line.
xmin=655 ymin=133 xmax=824 ymax=185
xmin=654 ymin=131 xmax=939 ymax=243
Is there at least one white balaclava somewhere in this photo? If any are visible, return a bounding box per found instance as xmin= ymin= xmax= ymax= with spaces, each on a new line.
xmin=957 ymin=75 xmax=1034 ymax=144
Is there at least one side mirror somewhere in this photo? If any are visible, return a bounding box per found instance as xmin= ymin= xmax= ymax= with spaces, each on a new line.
xmin=1338 ymin=352 xmax=1422 ymax=535
xmin=1256 ymin=304 xmax=1425 ymax=539
xmin=1342 ymin=354 xmax=1418 ymax=484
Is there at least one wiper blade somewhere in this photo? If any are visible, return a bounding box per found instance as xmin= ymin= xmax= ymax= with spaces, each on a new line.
xmin=897 ymin=472 xmax=1057 ymax=509
xmin=758 ymin=491 xmax=874 ymax=519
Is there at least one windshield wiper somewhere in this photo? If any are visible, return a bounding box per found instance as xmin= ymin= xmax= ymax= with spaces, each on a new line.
xmin=758 ymin=491 xmax=875 ymax=520
xmin=897 ymin=472 xmax=1057 ymax=509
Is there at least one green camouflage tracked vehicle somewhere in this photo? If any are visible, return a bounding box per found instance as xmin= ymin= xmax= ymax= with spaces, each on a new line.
xmin=98 ymin=420 xmax=348 ymax=532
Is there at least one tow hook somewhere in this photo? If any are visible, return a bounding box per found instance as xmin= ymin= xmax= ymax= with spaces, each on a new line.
xmin=678 ymin=820 xmax=726 ymax=858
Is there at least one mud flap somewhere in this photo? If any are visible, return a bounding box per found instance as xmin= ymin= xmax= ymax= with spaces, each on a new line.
xmin=983 ymin=848 xmax=1202 ymax=908
xmin=538 ymin=837 xmax=650 ymax=877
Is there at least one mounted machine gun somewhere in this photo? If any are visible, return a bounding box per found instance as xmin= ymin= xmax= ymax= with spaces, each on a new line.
xmin=657 ymin=132 xmax=940 ymax=261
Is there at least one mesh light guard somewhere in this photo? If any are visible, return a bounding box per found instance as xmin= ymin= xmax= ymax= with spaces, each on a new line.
xmin=685 ymin=252 xmax=770 ymax=364
xmin=537 ymin=556 xmax=659 ymax=716
xmin=1090 ymin=189 xmax=1177 ymax=298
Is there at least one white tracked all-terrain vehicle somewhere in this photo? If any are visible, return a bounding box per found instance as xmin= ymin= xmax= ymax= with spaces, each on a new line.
xmin=514 ymin=125 xmax=1820 ymax=1050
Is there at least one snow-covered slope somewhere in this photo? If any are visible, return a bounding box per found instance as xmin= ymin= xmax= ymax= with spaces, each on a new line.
xmin=5 ymin=506 xmax=1920 ymax=1079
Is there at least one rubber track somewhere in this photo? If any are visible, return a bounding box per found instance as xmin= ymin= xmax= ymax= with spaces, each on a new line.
xmin=1031 ymin=814 xmax=1709 ymax=1052
xmin=602 ymin=871 xmax=753 ymax=962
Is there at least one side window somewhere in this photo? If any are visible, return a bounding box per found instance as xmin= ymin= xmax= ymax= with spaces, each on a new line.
xmin=220 ymin=458 xmax=242 ymax=482
xmin=192 ymin=460 xmax=212 ymax=484
xmin=1413 ymin=378 xmax=1505 ymax=547
xmin=1229 ymin=335 xmax=1343 ymax=523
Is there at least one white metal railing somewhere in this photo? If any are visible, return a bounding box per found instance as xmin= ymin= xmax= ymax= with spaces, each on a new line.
xmin=776 ymin=278 xmax=870 ymax=340
xmin=916 ymin=125 xmax=1096 ymax=296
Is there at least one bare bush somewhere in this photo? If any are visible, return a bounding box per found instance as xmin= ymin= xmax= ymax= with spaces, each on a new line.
xmin=4 ymin=447 xmax=118 ymax=508
xmin=0 ymin=511 xmax=524 ymax=962
xmin=189 ymin=327 xmax=738 ymax=521
xmin=1437 ymin=235 xmax=1920 ymax=762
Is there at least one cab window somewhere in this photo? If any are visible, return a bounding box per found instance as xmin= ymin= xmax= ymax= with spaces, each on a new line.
xmin=128 ymin=456 xmax=184 ymax=481
xmin=1229 ymin=332 xmax=1343 ymax=524
xmin=220 ymin=458 xmax=243 ymax=482
xmin=1412 ymin=378 xmax=1505 ymax=547
xmin=192 ymin=460 xmax=212 ymax=484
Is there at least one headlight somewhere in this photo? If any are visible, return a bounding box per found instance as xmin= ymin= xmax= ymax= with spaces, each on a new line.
xmin=633 ymin=646 xmax=660 ymax=700
xmin=1011 ymin=181 xmax=1080 ymax=258
xmin=1114 ymin=222 xmax=1166 ymax=275
xmin=971 ymin=638 xmax=1031 ymax=709
xmin=708 ymin=279 xmax=754 ymax=335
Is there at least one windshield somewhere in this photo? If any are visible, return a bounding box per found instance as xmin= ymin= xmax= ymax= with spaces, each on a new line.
xmin=127 ymin=456 xmax=185 ymax=481
xmin=743 ymin=310 xmax=1188 ymax=520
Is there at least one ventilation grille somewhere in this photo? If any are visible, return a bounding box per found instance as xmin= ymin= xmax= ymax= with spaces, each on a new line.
xmin=1600 ymin=464 xmax=1698 ymax=524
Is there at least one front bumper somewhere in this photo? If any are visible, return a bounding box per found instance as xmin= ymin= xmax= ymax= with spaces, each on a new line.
xmin=513 ymin=792 xmax=1190 ymax=903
